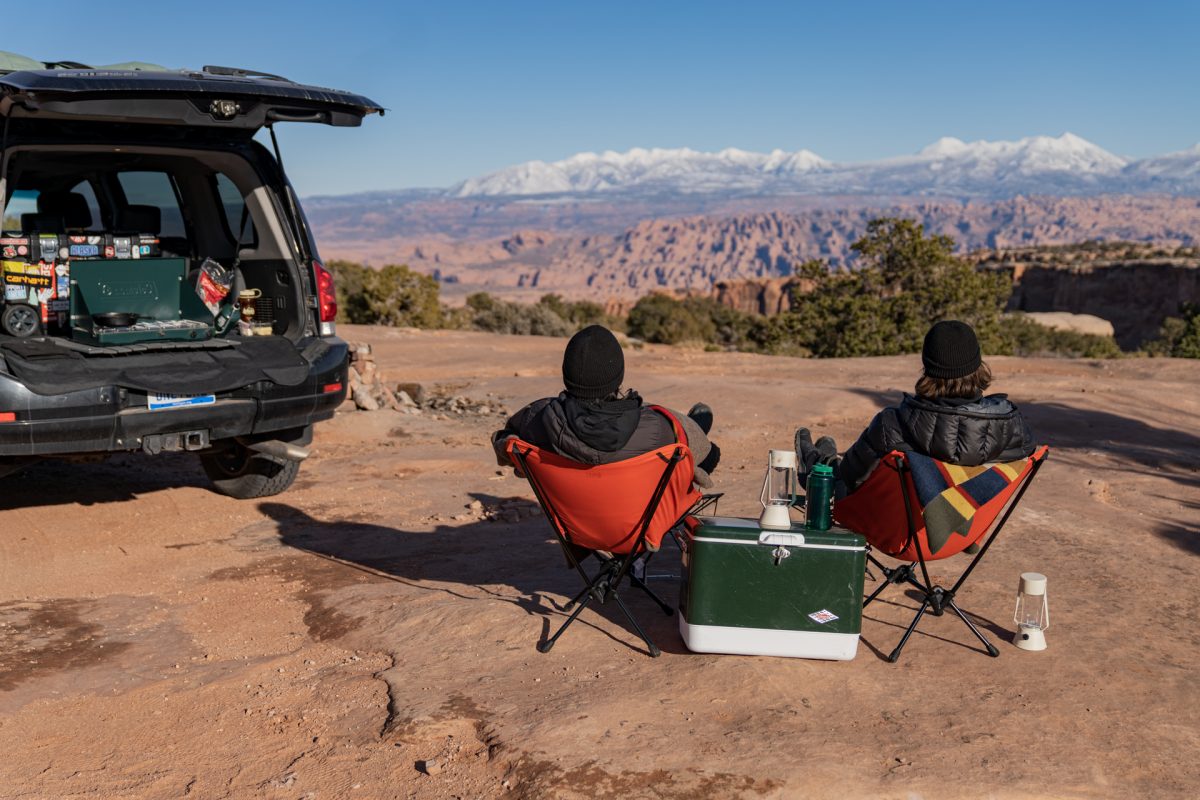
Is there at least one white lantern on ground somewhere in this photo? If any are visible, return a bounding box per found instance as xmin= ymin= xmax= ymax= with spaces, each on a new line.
xmin=759 ymin=449 xmax=798 ymax=530
xmin=1013 ymin=572 xmax=1049 ymax=651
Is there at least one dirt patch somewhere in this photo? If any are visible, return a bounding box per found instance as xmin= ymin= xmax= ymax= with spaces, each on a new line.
xmin=0 ymin=599 xmax=131 ymax=691
xmin=1 ymin=329 xmax=1198 ymax=798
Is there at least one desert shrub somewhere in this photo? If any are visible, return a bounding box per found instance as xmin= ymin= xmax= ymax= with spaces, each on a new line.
xmin=1144 ymin=304 xmax=1200 ymax=358
xmin=537 ymin=294 xmax=622 ymax=331
xmin=997 ymin=314 xmax=1124 ymax=359
xmin=330 ymin=260 xmax=444 ymax=328
xmin=775 ymin=219 xmax=1016 ymax=358
xmin=468 ymin=292 xmax=573 ymax=337
xmin=626 ymin=293 xmax=716 ymax=344
xmin=360 ymin=264 xmax=444 ymax=328
xmin=329 ymin=260 xmax=370 ymax=324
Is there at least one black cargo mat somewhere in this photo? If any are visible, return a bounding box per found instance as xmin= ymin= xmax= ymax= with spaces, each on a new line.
xmin=0 ymin=335 xmax=320 ymax=395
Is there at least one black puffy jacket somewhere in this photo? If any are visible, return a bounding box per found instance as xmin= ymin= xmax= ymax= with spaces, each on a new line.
xmin=492 ymin=391 xmax=715 ymax=486
xmin=838 ymin=393 xmax=1035 ymax=494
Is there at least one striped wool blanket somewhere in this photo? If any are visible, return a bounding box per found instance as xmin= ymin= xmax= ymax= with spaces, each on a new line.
xmin=906 ymin=451 xmax=1027 ymax=556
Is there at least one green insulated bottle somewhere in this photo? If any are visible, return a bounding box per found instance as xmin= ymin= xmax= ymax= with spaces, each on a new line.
xmin=805 ymin=463 xmax=835 ymax=531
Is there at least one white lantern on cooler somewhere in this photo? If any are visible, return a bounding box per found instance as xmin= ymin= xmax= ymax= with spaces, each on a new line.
xmin=759 ymin=449 xmax=798 ymax=530
xmin=1013 ymin=572 xmax=1049 ymax=651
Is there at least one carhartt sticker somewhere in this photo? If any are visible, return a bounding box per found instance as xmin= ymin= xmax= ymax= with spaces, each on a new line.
xmin=808 ymin=609 xmax=839 ymax=624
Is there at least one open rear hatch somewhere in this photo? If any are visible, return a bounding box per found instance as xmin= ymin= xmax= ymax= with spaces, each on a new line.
xmin=0 ymin=65 xmax=384 ymax=130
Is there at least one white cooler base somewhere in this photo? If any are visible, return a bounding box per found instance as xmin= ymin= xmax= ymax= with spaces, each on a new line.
xmin=679 ymin=615 xmax=860 ymax=661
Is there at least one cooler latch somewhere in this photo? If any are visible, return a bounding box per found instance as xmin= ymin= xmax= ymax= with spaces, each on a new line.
xmin=771 ymin=546 xmax=791 ymax=566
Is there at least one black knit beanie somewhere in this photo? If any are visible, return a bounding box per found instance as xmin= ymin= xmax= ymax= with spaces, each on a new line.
xmin=562 ymin=325 xmax=624 ymax=400
xmin=922 ymin=320 xmax=982 ymax=379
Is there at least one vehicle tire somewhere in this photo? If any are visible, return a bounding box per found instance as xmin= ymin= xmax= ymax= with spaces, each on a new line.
xmin=2 ymin=304 xmax=41 ymax=338
xmin=200 ymin=444 xmax=301 ymax=499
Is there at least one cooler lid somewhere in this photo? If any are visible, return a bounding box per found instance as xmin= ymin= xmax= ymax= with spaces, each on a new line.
xmin=692 ymin=516 xmax=865 ymax=548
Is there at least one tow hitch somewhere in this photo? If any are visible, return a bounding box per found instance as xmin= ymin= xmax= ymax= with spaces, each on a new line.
xmin=142 ymin=430 xmax=210 ymax=454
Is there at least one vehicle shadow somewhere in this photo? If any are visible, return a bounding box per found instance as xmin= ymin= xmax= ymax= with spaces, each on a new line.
xmin=259 ymin=499 xmax=688 ymax=657
xmin=0 ymin=453 xmax=208 ymax=509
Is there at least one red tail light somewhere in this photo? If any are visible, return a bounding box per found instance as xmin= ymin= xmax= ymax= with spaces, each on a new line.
xmin=314 ymin=260 xmax=337 ymax=323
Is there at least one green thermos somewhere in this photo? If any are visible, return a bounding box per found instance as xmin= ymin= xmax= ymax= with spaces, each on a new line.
xmin=805 ymin=463 xmax=835 ymax=531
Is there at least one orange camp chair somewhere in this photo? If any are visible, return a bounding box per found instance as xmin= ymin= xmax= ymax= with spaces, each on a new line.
xmin=506 ymin=406 xmax=714 ymax=657
xmin=834 ymin=446 xmax=1048 ymax=662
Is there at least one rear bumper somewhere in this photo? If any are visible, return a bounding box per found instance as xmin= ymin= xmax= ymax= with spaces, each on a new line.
xmin=0 ymin=336 xmax=348 ymax=457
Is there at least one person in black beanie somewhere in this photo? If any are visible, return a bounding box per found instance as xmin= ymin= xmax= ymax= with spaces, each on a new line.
xmin=493 ymin=325 xmax=719 ymax=486
xmin=795 ymin=320 xmax=1034 ymax=497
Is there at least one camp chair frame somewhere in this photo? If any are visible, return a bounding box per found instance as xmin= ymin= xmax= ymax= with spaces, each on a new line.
xmin=511 ymin=443 xmax=716 ymax=657
xmin=862 ymin=449 xmax=1048 ymax=663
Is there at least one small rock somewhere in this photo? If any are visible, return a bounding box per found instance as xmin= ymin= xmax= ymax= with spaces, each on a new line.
xmin=353 ymin=386 xmax=381 ymax=411
xmin=396 ymin=382 xmax=426 ymax=405
xmin=467 ymin=499 xmax=484 ymax=513
xmin=418 ymin=758 xmax=442 ymax=776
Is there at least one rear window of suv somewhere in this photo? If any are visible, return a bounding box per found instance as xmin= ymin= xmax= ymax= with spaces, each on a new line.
xmin=117 ymin=171 xmax=186 ymax=238
xmin=214 ymin=172 xmax=258 ymax=248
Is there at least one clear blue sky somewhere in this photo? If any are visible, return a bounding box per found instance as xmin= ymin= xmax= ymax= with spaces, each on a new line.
xmin=36 ymin=0 xmax=1200 ymax=196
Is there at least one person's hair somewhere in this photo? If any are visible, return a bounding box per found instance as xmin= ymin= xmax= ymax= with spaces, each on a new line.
xmin=915 ymin=361 xmax=992 ymax=399
xmin=574 ymin=387 xmax=630 ymax=406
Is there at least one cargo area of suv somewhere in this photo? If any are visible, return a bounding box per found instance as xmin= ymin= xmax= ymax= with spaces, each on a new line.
xmin=0 ymin=55 xmax=382 ymax=497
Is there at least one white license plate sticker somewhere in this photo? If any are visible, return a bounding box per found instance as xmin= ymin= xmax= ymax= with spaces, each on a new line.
xmin=147 ymin=393 xmax=216 ymax=411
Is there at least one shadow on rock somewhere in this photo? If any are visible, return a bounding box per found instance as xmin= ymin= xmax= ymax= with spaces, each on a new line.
xmin=258 ymin=501 xmax=686 ymax=657
xmin=0 ymin=453 xmax=208 ymax=510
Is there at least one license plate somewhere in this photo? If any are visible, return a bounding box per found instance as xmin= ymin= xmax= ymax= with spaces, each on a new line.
xmin=147 ymin=393 xmax=216 ymax=411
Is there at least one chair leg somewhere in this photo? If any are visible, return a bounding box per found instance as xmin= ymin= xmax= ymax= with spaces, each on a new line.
xmin=631 ymin=574 xmax=674 ymax=616
xmin=611 ymin=591 xmax=661 ymax=658
xmin=538 ymin=591 xmax=594 ymax=653
xmin=946 ymin=598 xmax=1000 ymax=657
xmin=863 ymin=563 xmax=913 ymax=608
xmin=888 ymin=598 xmax=930 ymax=663
xmin=561 ymin=582 xmax=593 ymax=613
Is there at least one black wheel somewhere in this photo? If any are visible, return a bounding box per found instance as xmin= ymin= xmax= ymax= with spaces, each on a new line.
xmin=2 ymin=304 xmax=41 ymax=338
xmin=199 ymin=443 xmax=301 ymax=499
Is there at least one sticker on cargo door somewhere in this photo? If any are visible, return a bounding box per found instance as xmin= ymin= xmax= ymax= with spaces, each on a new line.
xmin=808 ymin=609 xmax=839 ymax=624
xmin=148 ymin=393 xmax=216 ymax=411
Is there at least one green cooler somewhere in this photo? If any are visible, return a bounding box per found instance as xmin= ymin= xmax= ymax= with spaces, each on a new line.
xmin=679 ymin=516 xmax=866 ymax=660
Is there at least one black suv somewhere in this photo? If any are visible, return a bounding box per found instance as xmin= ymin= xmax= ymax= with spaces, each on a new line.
xmin=0 ymin=57 xmax=382 ymax=497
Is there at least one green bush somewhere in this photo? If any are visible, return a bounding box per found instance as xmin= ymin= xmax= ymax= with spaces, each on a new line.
xmin=997 ymin=314 xmax=1124 ymax=359
xmin=329 ymin=260 xmax=443 ymax=327
xmin=772 ymin=219 xmax=1034 ymax=358
xmin=537 ymin=294 xmax=617 ymax=330
xmin=1145 ymin=304 xmax=1200 ymax=358
xmin=468 ymin=292 xmax=573 ymax=337
xmin=626 ymin=294 xmax=716 ymax=345
xmin=329 ymin=259 xmax=370 ymax=325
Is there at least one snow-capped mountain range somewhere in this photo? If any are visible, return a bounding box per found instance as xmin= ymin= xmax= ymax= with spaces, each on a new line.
xmin=450 ymin=134 xmax=1200 ymax=198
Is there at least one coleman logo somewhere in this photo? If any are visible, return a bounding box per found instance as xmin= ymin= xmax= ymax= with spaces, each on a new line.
xmin=99 ymin=281 xmax=157 ymax=297
xmin=808 ymin=609 xmax=839 ymax=624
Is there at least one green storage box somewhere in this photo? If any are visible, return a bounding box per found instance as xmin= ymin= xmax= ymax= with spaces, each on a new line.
xmin=679 ymin=516 xmax=866 ymax=660
xmin=69 ymin=258 xmax=214 ymax=345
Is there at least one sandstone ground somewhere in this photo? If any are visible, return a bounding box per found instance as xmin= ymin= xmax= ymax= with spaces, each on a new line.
xmin=1 ymin=326 xmax=1197 ymax=799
